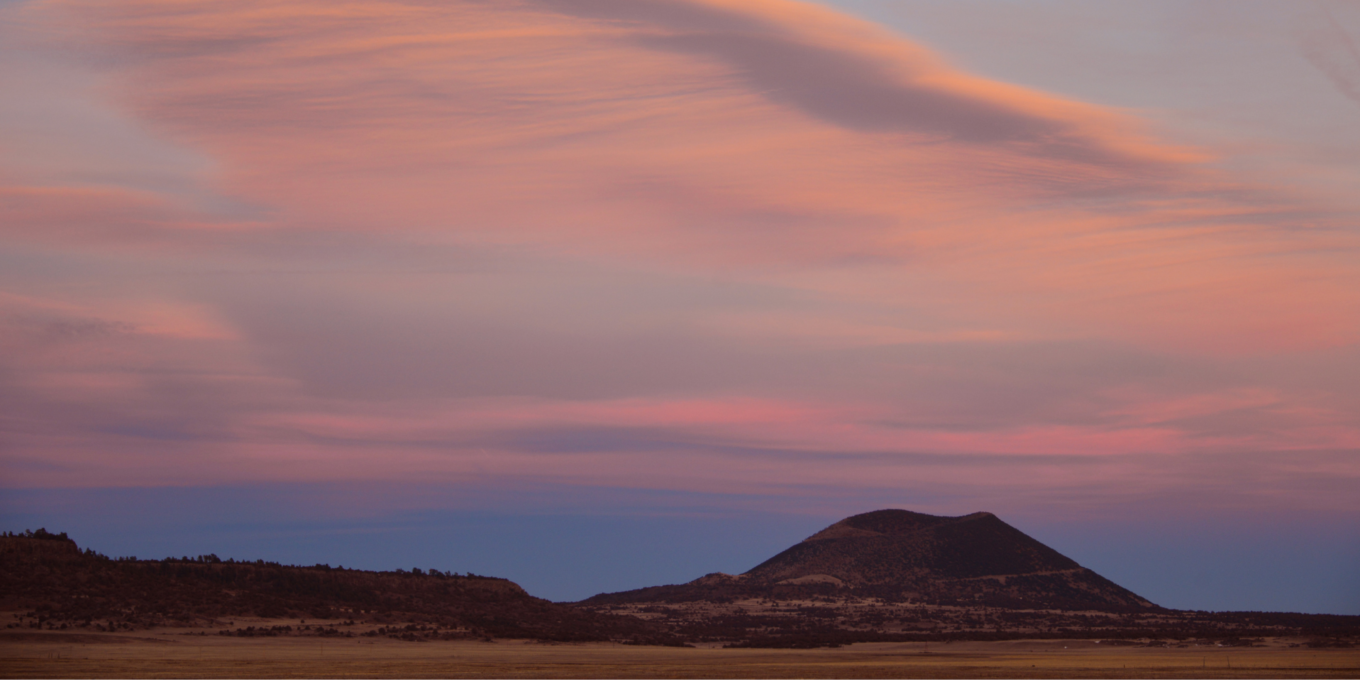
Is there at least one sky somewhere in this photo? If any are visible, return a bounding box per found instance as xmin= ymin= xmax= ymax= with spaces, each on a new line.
xmin=1 ymin=0 xmax=1358 ymax=614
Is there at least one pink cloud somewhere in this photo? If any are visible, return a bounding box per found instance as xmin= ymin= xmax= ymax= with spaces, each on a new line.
xmin=18 ymin=0 xmax=1338 ymax=354
xmin=0 ymin=0 xmax=1356 ymax=521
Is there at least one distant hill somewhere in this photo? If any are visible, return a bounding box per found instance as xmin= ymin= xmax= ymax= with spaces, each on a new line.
xmin=0 ymin=530 xmax=674 ymax=644
xmin=584 ymin=509 xmax=1154 ymax=611
xmin=5 ymin=521 xmax=1356 ymax=649
xmin=576 ymin=510 xmax=1360 ymax=647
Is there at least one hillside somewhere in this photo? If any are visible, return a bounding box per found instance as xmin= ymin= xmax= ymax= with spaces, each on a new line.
xmin=0 ymin=530 xmax=672 ymax=644
xmin=5 ymin=521 xmax=1356 ymax=650
xmin=576 ymin=510 xmax=1360 ymax=647
xmin=584 ymin=510 xmax=1154 ymax=611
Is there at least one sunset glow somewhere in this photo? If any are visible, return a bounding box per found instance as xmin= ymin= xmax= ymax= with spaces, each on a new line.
xmin=2 ymin=0 xmax=1357 ymax=612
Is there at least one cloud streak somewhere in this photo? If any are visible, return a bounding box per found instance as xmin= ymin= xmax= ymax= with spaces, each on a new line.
xmin=1300 ymin=1 xmax=1360 ymax=106
xmin=537 ymin=0 xmax=1198 ymax=170
xmin=0 ymin=0 xmax=1357 ymax=534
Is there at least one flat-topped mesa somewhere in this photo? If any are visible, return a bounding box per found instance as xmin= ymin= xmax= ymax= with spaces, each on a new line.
xmin=0 ymin=531 xmax=83 ymax=562
xmin=0 ymin=531 xmax=678 ymax=643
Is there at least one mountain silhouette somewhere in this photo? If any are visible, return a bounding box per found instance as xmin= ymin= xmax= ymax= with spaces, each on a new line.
xmin=6 ymin=523 xmax=1357 ymax=649
xmin=0 ymin=530 xmax=677 ymax=644
xmin=584 ymin=509 xmax=1155 ymax=611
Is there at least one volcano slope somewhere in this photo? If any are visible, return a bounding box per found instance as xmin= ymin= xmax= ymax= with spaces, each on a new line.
xmin=577 ymin=510 xmax=1360 ymax=647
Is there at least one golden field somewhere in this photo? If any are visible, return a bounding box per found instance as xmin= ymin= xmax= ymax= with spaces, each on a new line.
xmin=3 ymin=629 xmax=1357 ymax=679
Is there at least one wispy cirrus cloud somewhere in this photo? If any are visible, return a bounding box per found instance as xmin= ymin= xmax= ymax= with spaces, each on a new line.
xmin=536 ymin=0 xmax=1203 ymax=169
xmin=0 ymin=0 xmax=1357 ymax=530
xmin=1300 ymin=0 xmax=1360 ymax=107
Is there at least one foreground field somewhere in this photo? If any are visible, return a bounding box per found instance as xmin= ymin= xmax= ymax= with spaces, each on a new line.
xmin=3 ymin=630 xmax=1357 ymax=679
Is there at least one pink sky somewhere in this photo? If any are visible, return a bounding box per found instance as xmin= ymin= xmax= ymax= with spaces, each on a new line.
xmin=2 ymin=0 xmax=1359 ymax=525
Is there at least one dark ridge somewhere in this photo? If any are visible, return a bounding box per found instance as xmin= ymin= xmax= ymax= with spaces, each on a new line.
xmin=0 ymin=532 xmax=680 ymax=645
xmin=8 ymin=521 xmax=1356 ymax=650
xmin=2 ymin=529 xmax=71 ymax=542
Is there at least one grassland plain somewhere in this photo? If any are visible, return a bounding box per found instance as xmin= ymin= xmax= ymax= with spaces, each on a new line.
xmin=3 ymin=628 xmax=1358 ymax=679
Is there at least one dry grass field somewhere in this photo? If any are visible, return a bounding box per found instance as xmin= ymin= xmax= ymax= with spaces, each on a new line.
xmin=3 ymin=629 xmax=1357 ymax=679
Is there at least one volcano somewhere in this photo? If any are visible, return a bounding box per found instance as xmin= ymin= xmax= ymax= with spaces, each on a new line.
xmin=583 ymin=509 xmax=1156 ymax=611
